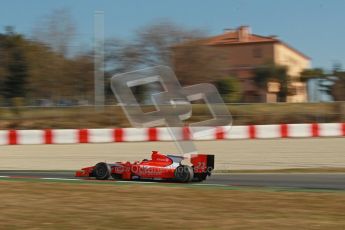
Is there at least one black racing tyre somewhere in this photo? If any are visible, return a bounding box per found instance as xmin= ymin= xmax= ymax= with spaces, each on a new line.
xmin=94 ymin=162 xmax=111 ymax=180
xmin=174 ymin=165 xmax=194 ymax=182
xmin=193 ymin=173 xmax=208 ymax=182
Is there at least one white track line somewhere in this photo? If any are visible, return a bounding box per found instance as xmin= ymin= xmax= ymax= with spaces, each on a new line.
xmin=192 ymin=183 xmax=227 ymax=187
xmin=116 ymin=181 xmax=158 ymax=184
xmin=0 ymin=176 xmax=227 ymax=187
xmin=42 ymin=178 xmax=82 ymax=181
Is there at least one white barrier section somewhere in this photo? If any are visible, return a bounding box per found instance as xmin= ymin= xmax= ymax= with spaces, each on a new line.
xmin=0 ymin=130 xmax=8 ymax=145
xmin=157 ymin=127 xmax=180 ymax=141
xmin=17 ymin=130 xmax=45 ymax=144
xmin=122 ymin=128 xmax=148 ymax=142
xmin=88 ymin=128 xmax=113 ymax=143
xmin=226 ymin=126 xmax=249 ymax=139
xmin=256 ymin=125 xmax=281 ymax=139
xmin=192 ymin=127 xmax=217 ymax=141
xmin=52 ymin=129 xmax=78 ymax=144
xmin=288 ymin=124 xmax=312 ymax=137
xmin=318 ymin=123 xmax=343 ymax=137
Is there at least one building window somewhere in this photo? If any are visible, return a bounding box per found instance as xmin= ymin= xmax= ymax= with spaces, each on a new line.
xmin=253 ymin=47 xmax=262 ymax=58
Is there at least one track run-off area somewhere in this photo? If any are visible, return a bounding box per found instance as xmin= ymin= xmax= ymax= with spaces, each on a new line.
xmin=1 ymin=138 xmax=344 ymax=190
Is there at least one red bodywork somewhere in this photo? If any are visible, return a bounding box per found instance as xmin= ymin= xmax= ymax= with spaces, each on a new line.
xmin=75 ymin=151 xmax=214 ymax=182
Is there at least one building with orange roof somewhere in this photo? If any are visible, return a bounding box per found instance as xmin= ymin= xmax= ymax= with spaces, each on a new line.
xmin=173 ymin=26 xmax=311 ymax=102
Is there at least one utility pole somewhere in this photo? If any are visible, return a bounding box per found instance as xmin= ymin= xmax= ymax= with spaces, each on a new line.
xmin=94 ymin=11 xmax=105 ymax=110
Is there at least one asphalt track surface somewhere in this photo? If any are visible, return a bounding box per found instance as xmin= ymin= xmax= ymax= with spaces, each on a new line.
xmin=1 ymin=171 xmax=344 ymax=190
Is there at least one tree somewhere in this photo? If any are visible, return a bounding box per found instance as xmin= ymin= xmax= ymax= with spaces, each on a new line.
xmin=215 ymin=77 xmax=242 ymax=103
xmin=3 ymin=49 xmax=28 ymax=100
xmin=253 ymin=64 xmax=290 ymax=102
xmin=63 ymin=54 xmax=94 ymax=102
xmin=0 ymin=34 xmax=5 ymax=102
xmin=105 ymin=21 xmax=205 ymax=72
xmin=105 ymin=21 xmax=208 ymax=102
xmin=330 ymin=64 xmax=345 ymax=101
xmin=301 ymin=68 xmax=332 ymax=100
xmin=301 ymin=67 xmax=345 ymax=101
xmin=300 ymin=68 xmax=325 ymax=82
xmin=0 ymin=22 xmax=97 ymax=106
xmin=173 ymin=44 xmax=228 ymax=86
xmin=134 ymin=21 xmax=204 ymax=67
xmin=24 ymin=40 xmax=65 ymax=101
xmin=30 ymin=8 xmax=94 ymax=103
xmin=330 ymin=71 xmax=345 ymax=101
xmin=32 ymin=8 xmax=76 ymax=57
xmin=105 ymin=39 xmax=145 ymax=74
xmin=0 ymin=27 xmax=29 ymax=106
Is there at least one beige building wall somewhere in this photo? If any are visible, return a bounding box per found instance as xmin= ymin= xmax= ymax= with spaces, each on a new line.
xmin=274 ymin=43 xmax=310 ymax=78
xmin=287 ymin=81 xmax=306 ymax=102
xmin=211 ymin=42 xmax=310 ymax=102
xmin=221 ymin=42 xmax=310 ymax=78
xmin=273 ymin=43 xmax=310 ymax=102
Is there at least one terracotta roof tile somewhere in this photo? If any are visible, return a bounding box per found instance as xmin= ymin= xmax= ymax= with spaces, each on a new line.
xmin=203 ymin=31 xmax=278 ymax=45
xmin=174 ymin=27 xmax=310 ymax=60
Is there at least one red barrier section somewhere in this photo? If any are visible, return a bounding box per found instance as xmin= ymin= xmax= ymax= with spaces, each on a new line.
xmin=248 ymin=125 xmax=256 ymax=139
xmin=113 ymin=128 xmax=123 ymax=142
xmin=280 ymin=124 xmax=288 ymax=138
xmin=311 ymin=123 xmax=319 ymax=137
xmin=183 ymin=126 xmax=191 ymax=140
xmin=148 ymin=128 xmax=158 ymax=141
xmin=215 ymin=126 xmax=225 ymax=140
xmin=44 ymin=129 xmax=53 ymax=144
xmin=78 ymin=129 xmax=89 ymax=143
xmin=8 ymin=130 xmax=17 ymax=145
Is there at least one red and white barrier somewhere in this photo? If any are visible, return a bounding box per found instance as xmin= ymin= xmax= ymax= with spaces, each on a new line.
xmin=0 ymin=123 xmax=344 ymax=145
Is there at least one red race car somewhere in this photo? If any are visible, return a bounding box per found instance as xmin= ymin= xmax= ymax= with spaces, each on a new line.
xmin=75 ymin=151 xmax=214 ymax=182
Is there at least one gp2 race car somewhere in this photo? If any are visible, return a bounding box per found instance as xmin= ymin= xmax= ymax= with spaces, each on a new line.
xmin=75 ymin=151 xmax=214 ymax=182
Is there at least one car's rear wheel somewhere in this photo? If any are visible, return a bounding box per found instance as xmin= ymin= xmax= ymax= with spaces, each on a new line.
xmin=192 ymin=173 xmax=207 ymax=182
xmin=174 ymin=165 xmax=194 ymax=182
xmin=94 ymin=162 xmax=111 ymax=180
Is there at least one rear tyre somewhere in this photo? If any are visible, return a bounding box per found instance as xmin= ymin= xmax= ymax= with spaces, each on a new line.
xmin=193 ymin=173 xmax=208 ymax=182
xmin=174 ymin=165 xmax=194 ymax=182
xmin=94 ymin=162 xmax=111 ymax=180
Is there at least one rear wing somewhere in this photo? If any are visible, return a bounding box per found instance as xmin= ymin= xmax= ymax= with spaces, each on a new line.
xmin=190 ymin=154 xmax=215 ymax=175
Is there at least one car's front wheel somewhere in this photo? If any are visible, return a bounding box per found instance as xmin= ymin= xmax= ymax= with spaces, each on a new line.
xmin=94 ymin=162 xmax=111 ymax=180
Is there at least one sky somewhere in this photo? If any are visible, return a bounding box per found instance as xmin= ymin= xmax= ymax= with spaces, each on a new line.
xmin=1 ymin=0 xmax=345 ymax=70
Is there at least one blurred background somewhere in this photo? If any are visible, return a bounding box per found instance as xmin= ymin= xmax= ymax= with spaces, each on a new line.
xmin=1 ymin=0 xmax=345 ymax=129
